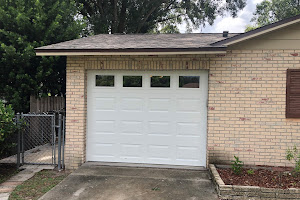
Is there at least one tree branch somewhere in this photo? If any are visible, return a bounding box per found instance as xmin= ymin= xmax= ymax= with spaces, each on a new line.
xmin=155 ymin=13 xmax=185 ymax=24
xmin=93 ymin=0 xmax=104 ymax=16
xmin=136 ymin=1 xmax=168 ymax=33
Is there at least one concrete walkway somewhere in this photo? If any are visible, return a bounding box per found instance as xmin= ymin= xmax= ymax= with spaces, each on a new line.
xmin=0 ymin=144 xmax=57 ymax=165
xmin=39 ymin=163 xmax=218 ymax=200
xmin=0 ymin=165 xmax=54 ymax=200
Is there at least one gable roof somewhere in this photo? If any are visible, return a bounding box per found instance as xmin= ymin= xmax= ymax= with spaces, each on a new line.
xmin=35 ymin=33 xmax=237 ymax=56
xmin=212 ymin=14 xmax=300 ymax=46
xmin=35 ymin=14 xmax=300 ymax=56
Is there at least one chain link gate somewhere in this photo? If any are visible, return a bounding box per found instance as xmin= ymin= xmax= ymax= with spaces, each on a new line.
xmin=16 ymin=113 xmax=65 ymax=170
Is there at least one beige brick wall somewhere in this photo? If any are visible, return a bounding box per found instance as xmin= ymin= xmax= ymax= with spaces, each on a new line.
xmin=65 ymin=51 xmax=300 ymax=169
xmin=208 ymin=49 xmax=300 ymax=167
xmin=65 ymin=56 xmax=87 ymax=169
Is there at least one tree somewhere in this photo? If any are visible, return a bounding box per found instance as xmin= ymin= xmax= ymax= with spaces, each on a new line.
xmin=249 ymin=0 xmax=300 ymax=30
xmin=76 ymin=0 xmax=247 ymax=34
xmin=0 ymin=100 xmax=18 ymax=158
xmin=0 ymin=0 xmax=85 ymax=112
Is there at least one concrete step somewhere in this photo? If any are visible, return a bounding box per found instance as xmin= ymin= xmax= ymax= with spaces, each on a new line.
xmin=0 ymin=181 xmax=21 ymax=187
xmin=0 ymin=186 xmax=14 ymax=193
xmin=0 ymin=192 xmax=10 ymax=200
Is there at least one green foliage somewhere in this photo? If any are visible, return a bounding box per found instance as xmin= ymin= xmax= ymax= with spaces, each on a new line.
xmin=0 ymin=101 xmax=18 ymax=158
xmin=245 ymin=25 xmax=259 ymax=32
xmin=76 ymin=0 xmax=246 ymax=34
xmin=247 ymin=169 xmax=254 ymax=175
xmin=249 ymin=0 xmax=300 ymax=29
xmin=286 ymin=145 xmax=300 ymax=174
xmin=151 ymin=24 xmax=180 ymax=34
xmin=231 ymin=155 xmax=243 ymax=175
xmin=0 ymin=0 xmax=85 ymax=112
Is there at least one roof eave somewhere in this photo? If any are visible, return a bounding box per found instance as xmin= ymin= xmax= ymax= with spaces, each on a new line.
xmin=35 ymin=47 xmax=227 ymax=56
xmin=212 ymin=15 xmax=300 ymax=46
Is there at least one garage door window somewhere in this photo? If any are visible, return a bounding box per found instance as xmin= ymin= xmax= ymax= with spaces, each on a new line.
xmin=123 ymin=76 xmax=142 ymax=87
xmin=179 ymin=76 xmax=200 ymax=88
xmin=96 ymin=75 xmax=114 ymax=87
xmin=151 ymin=76 xmax=170 ymax=87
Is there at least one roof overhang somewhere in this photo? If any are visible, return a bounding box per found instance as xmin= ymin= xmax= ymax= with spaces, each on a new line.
xmin=35 ymin=47 xmax=227 ymax=56
xmin=212 ymin=15 xmax=300 ymax=46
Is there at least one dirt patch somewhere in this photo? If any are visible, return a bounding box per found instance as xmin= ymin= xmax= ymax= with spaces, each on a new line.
xmin=0 ymin=164 xmax=19 ymax=184
xmin=217 ymin=167 xmax=300 ymax=189
xmin=9 ymin=169 xmax=70 ymax=200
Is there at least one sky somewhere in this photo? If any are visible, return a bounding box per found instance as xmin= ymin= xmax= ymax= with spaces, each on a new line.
xmin=180 ymin=0 xmax=264 ymax=33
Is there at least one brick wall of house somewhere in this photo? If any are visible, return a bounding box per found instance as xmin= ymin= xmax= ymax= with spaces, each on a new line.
xmin=65 ymin=57 xmax=87 ymax=169
xmin=65 ymin=51 xmax=300 ymax=169
xmin=207 ymin=49 xmax=300 ymax=167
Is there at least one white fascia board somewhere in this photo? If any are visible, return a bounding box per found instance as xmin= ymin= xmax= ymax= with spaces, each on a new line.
xmin=36 ymin=51 xmax=227 ymax=56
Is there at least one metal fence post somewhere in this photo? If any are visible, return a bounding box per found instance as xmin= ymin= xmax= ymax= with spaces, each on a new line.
xmin=16 ymin=113 xmax=20 ymax=169
xmin=53 ymin=114 xmax=56 ymax=165
xmin=21 ymin=112 xmax=24 ymax=165
xmin=57 ymin=114 xmax=62 ymax=170
xmin=62 ymin=115 xmax=65 ymax=169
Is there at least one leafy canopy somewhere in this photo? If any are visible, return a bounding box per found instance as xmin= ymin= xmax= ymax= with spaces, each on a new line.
xmin=246 ymin=0 xmax=300 ymax=31
xmin=76 ymin=0 xmax=247 ymax=34
xmin=0 ymin=0 xmax=85 ymax=112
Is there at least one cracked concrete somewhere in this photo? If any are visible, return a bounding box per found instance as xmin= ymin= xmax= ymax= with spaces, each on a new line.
xmin=39 ymin=163 xmax=218 ymax=200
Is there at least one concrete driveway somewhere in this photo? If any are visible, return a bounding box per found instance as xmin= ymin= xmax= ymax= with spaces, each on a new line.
xmin=39 ymin=163 xmax=218 ymax=200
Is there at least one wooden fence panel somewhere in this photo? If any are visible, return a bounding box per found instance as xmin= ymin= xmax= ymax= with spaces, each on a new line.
xmin=30 ymin=96 xmax=65 ymax=113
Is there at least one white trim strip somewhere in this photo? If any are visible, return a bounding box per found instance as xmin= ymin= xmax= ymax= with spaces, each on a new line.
xmin=36 ymin=51 xmax=227 ymax=56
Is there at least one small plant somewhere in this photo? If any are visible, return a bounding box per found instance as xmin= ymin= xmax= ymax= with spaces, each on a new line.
xmin=286 ymin=145 xmax=300 ymax=174
xmin=231 ymin=155 xmax=243 ymax=175
xmin=247 ymin=169 xmax=254 ymax=175
xmin=152 ymin=186 xmax=160 ymax=191
xmin=0 ymin=101 xmax=18 ymax=158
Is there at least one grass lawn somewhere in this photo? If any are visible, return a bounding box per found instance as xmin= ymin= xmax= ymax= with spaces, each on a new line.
xmin=9 ymin=169 xmax=70 ymax=200
xmin=0 ymin=164 xmax=19 ymax=184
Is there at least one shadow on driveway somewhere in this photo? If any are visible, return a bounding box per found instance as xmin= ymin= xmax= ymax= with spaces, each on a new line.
xmin=39 ymin=163 xmax=218 ymax=200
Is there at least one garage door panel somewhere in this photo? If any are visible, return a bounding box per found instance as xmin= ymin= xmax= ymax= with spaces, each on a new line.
xmin=120 ymin=97 xmax=144 ymax=112
xmin=176 ymin=99 xmax=202 ymax=113
xmin=120 ymin=121 xmax=144 ymax=135
xmin=93 ymin=120 xmax=116 ymax=133
xmin=94 ymin=97 xmax=116 ymax=111
xmin=120 ymin=144 xmax=143 ymax=158
xmin=148 ymin=98 xmax=172 ymax=112
xmin=88 ymin=143 xmax=116 ymax=157
xmin=176 ymin=122 xmax=201 ymax=137
xmin=176 ymin=146 xmax=201 ymax=161
xmin=87 ymin=70 xmax=208 ymax=167
xmin=174 ymin=137 xmax=202 ymax=146
xmin=147 ymin=121 xmax=172 ymax=136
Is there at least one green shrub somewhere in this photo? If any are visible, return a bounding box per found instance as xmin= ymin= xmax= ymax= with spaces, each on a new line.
xmin=286 ymin=145 xmax=300 ymax=174
xmin=247 ymin=169 xmax=254 ymax=175
xmin=0 ymin=101 xmax=18 ymax=158
xmin=231 ymin=155 xmax=243 ymax=175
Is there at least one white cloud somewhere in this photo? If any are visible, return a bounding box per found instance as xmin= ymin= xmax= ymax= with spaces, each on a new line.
xmin=179 ymin=0 xmax=264 ymax=33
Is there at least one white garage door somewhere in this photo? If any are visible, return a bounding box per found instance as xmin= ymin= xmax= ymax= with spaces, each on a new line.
xmin=87 ymin=70 xmax=208 ymax=167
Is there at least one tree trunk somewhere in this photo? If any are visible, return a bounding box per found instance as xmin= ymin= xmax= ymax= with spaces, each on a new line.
xmin=118 ymin=0 xmax=127 ymax=33
xmin=111 ymin=0 xmax=118 ymax=33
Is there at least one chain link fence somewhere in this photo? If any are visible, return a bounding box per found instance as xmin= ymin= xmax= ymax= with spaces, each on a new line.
xmin=0 ymin=112 xmax=65 ymax=170
xmin=21 ymin=114 xmax=56 ymax=165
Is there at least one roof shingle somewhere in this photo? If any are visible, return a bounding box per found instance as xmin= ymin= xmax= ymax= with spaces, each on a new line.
xmin=36 ymin=33 xmax=239 ymax=51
